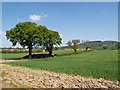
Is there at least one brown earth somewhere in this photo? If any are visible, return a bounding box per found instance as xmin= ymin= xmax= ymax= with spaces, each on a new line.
xmin=0 ymin=59 xmax=25 ymax=63
xmin=0 ymin=64 xmax=120 ymax=89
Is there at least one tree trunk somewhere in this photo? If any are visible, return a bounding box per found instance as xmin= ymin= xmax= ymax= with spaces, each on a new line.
xmin=74 ymin=49 xmax=77 ymax=53
xmin=28 ymin=46 xmax=32 ymax=58
xmin=49 ymin=50 xmax=52 ymax=56
xmin=85 ymin=47 xmax=89 ymax=51
xmin=47 ymin=46 xmax=53 ymax=56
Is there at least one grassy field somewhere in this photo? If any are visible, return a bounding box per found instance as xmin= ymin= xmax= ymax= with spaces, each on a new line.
xmin=2 ymin=49 xmax=118 ymax=81
xmin=1 ymin=53 xmax=27 ymax=59
xmin=1 ymin=49 xmax=82 ymax=59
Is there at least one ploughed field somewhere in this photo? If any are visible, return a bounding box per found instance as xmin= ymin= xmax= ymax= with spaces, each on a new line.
xmin=1 ymin=49 xmax=119 ymax=81
xmin=1 ymin=64 xmax=119 ymax=88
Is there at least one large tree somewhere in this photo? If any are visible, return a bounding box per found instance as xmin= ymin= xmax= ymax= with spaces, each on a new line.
xmin=37 ymin=25 xmax=62 ymax=56
xmin=67 ymin=39 xmax=80 ymax=53
xmin=6 ymin=22 xmax=39 ymax=58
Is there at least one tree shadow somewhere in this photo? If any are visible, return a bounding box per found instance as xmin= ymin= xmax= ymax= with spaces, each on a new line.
xmin=23 ymin=54 xmax=54 ymax=59
xmin=2 ymin=58 xmax=22 ymax=60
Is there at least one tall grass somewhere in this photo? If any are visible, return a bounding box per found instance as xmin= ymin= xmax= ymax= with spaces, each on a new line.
xmin=4 ymin=50 xmax=118 ymax=81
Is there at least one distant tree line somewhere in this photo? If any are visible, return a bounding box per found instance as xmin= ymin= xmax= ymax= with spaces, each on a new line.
xmin=66 ymin=40 xmax=120 ymax=53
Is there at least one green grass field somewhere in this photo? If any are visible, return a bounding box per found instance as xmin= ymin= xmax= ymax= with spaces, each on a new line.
xmin=2 ymin=50 xmax=118 ymax=81
xmin=1 ymin=49 xmax=82 ymax=59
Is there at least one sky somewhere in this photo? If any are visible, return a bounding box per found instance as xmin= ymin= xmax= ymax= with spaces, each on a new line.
xmin=1 ymin=0 xmax=120 ymax=2
xmin=1 ymin=2 xmax=118 ymax=48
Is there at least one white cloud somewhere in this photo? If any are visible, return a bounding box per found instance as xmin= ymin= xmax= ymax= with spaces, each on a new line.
xmin=29 ymin=14 xmax=41 ymax=21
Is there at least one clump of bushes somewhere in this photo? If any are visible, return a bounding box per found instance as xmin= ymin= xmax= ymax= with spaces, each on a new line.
xmin=1 ymin=49 xmax=21 ymax=53
xmin=0 ymin=48 xmax=43 ymax=53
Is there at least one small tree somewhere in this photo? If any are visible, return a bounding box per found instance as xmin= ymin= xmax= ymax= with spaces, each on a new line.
xmin=83 ymin=40 xmax=90 ymax=51
xmin=85 ymin=46 xmax=89 ymax=51
xmin=6 ymin=22 xmax=39 ymax=58
xmin=67 ymin=39 xmax=80 ymax=53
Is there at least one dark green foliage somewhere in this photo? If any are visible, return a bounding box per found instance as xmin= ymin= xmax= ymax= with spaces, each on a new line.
xmin=37 ymin=25 xmax=62 ymax=56
xmin=6 ymin=22 xmax=62 ymax=58
xmin=6 ymin=22 xmax=38 ymax=58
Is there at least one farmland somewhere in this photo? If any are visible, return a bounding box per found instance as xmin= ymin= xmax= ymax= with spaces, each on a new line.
xmin=2 ymin=49 xmax=118 ymax=81
xmin=1 ymin=2 xmax=119 ymax=88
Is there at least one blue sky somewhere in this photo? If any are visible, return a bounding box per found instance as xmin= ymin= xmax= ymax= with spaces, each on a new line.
xmin=2 ymin=0 xmax=120 ymax=2
xmin=1 ymin=2 xmax=118 ymax=48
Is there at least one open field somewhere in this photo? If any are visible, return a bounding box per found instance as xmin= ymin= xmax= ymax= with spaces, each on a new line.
xmin=1 ymin=49 xmax=83 ymax=59
xmin=2 ymin=50 xmax=118 ymax=81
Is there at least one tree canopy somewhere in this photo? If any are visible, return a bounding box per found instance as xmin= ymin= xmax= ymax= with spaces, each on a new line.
xmin=6 ymin=22 xmax=62 ymax=58
xmin=37 ymin=25 xmax=62 ymax=56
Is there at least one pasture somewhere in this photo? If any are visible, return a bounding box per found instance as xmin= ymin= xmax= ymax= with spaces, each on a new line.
xmin=2 ymin=49 xmax=119 ymax=81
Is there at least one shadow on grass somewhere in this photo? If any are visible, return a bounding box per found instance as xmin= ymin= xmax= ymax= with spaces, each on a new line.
xmin=23 ymin=54 xmax=54 ymax=59
xmin=2 ymin=58 xmax=22 ymax=60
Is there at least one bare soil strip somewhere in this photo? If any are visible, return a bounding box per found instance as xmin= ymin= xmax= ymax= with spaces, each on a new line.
xmin=0 ymin=59 xmax=25 ymax=63
xmin=0 ymin=64 xmax=120 ymax=88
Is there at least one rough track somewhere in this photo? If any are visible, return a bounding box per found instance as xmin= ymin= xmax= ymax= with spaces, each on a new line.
xmin=0 ymin=64 xmax=120 ymax=88
xmin=0 ymin=59 xmax=25 ymax=63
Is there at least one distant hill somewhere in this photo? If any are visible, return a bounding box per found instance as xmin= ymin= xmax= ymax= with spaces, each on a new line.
xmin=79 ymin=41 xmax=118 ymax=50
